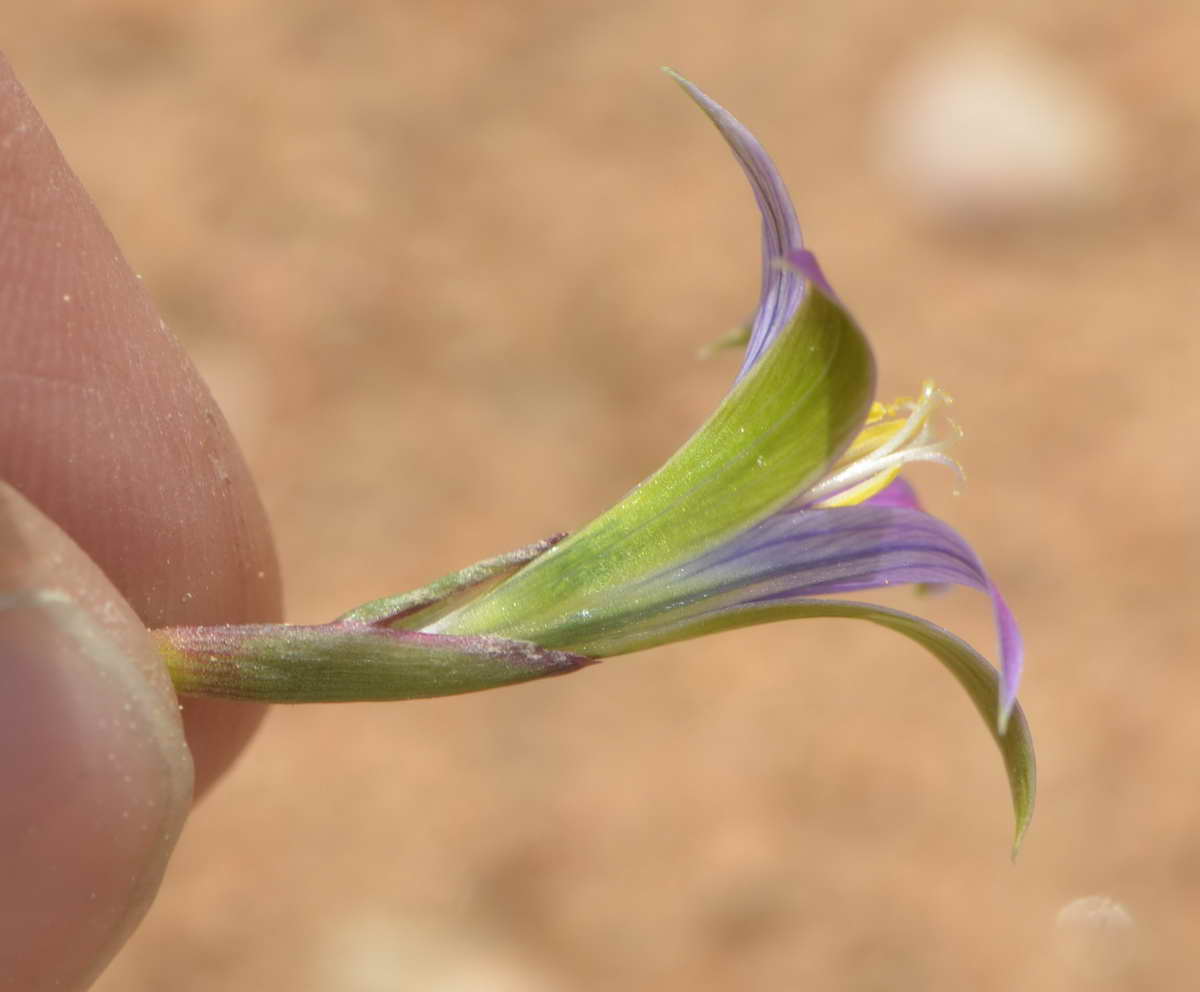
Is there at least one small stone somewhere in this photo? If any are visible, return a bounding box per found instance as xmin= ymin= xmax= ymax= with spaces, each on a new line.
xmin=876 ymin=28 xmax=1124 ymax=223
xmin=1054 ymin=894 xmax=1136 ymax=980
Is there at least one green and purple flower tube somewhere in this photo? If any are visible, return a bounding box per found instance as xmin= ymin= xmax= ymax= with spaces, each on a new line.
xmin=156 ymin=72 xmax=1035 ymax=853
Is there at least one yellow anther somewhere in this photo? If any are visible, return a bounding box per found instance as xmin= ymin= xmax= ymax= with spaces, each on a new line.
xmin=806 ymin=380 xmax=962 ymax=508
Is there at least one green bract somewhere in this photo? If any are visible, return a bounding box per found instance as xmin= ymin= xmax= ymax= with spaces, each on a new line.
xmin=427 ymin=283 xmax=874 ymax=651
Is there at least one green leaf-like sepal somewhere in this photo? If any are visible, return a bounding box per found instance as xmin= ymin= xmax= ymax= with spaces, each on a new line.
xmin=336 ymin=534 xmax=565 ymax=629
xmin=433 ymin=282 xmax=875 ymax=649
xmin=574 ymin=595 xmax=1036 ymax=855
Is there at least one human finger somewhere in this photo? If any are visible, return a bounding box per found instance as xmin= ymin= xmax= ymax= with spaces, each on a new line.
xmin=0 ymin=52 xmax=282 ymax=793
xmin=0 ymin=483 xmax=193 ymax=990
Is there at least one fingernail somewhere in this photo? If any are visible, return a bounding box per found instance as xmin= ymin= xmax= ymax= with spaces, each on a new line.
xmin=0 ymin=586 xmax=192 ymax=988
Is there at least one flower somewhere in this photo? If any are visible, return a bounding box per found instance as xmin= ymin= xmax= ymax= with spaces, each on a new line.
xmin=156 ymin=73 xmax=1034 ymax=850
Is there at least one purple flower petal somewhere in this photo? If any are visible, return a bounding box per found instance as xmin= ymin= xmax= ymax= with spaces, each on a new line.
xmin=674 ymin=505 xmax=984 ymax=594
xmin=736 ymin=505 xmax=1022 ymax=727
xmin=597 ymin=502 xmax=1022 ymax=727
xmin=864 ymin=475 xmax=924 ymax=510
xmin=858 ymin=477 xmax=952 ymax=596
xmin=667 ymin=70 xmax=806 ymax=378
xmin=702 ymin=504 xmax=1022 ymax=726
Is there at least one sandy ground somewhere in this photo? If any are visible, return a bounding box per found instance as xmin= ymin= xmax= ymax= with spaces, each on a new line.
xmin=8 ymin=2 xmax=1200 ymax=989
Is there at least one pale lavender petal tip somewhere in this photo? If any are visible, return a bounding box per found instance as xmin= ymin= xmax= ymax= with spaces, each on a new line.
xmin=666 ymin=68 xmax=805 ymax=379
xmin=991 ymin=589 xmax=1024 ymax=729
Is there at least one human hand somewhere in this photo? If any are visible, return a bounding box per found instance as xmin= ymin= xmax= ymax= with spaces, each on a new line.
xmin=0 ymin=54 xmax=281 ymax=989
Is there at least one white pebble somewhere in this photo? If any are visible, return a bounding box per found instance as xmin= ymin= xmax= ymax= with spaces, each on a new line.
xmin=877 ymin=28 xmax=1124 ymax=222
xmin=1055 ymin=894 xmax=1136 ymax=979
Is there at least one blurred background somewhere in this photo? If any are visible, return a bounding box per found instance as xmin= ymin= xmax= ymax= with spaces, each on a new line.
xmin=8 ymin=1 xmax=1199 ymax=988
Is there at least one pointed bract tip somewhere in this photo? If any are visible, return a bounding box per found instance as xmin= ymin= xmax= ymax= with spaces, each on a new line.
xmin=1011 ymin=811 xmax=1032 ymax=862
xmin=661 ymin=67 xmax=709 ymax=106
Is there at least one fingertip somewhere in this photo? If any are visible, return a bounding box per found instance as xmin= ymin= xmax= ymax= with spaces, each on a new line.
xmin=0 ymin=58 xmax=282 ymax=796
xmin=0 ymin=484 xmax=193 ymax=988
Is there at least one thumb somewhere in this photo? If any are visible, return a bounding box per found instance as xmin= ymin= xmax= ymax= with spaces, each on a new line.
xmin=0 ymin=482 xmax=193 ymax=990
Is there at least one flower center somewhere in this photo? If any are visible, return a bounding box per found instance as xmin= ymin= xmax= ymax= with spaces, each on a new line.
xmin=805 ymin=380 xmax=962 ymax=508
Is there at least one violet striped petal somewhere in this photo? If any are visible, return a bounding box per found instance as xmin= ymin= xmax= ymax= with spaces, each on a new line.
xmin=668 ymin=70 xmax=806 ymax=378
xmin=728 ymin=506 xmax=1023 ymax=727
xmin=677 ymin=504 xmax=992 ymax=598
xmin=570 ymin=503 xmax=1022 ymax=729
xmin=860 ymin=477 xmax=951 ymax=596
xmin=697 ymin=504 xmax=1023 ymax=727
